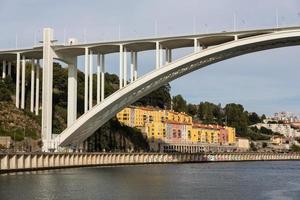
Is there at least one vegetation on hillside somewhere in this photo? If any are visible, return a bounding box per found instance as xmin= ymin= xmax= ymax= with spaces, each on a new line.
xmin=171 ymin=95 xmax=276 ymax=140
xmin=0 ymin=62 xmax=170 ymax=151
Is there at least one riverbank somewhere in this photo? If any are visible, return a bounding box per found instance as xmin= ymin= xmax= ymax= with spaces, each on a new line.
xmin=1 ymin=152 xmax=300 ymax=174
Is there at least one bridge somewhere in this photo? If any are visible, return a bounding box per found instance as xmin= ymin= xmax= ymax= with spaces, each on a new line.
xmin=1 ymin=26 xmax=300 ymax=151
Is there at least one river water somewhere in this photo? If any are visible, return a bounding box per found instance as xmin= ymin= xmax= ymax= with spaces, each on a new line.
xmin=1 ymin=161 xmax=300 ymax=200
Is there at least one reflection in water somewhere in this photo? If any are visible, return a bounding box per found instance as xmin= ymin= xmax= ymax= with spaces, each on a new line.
xmin=1 ymin=162 xmax=300 ymax=200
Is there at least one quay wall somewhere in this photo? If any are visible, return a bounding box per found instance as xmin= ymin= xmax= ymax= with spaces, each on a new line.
xmin=1 ymin=152 xmax=300 ymax=173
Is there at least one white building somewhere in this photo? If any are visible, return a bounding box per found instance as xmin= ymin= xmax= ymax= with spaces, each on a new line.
xmin=254 ymin=123 xmax=300 ymax=138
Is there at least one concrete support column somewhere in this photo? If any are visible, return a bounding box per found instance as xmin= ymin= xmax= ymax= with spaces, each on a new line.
xmin=30 ymin=59 xmax=35 ymax=113
xmin=96 ymin=54 xmax=105 ymax=103
xmin=234 ymin=35 xmax=238 ymax=41
xmin=123 ymin=47 xmax=127 ymax=87
xmin=35 ymin=60 xmax=40 ymax=115
xmin=96 ymin=53 xmax=101 ymax=104
xmin=159 ymin=44 xmax=163 ymax=67
xmin=84 ymin=47 xmax=89 ymax=112
xmin=130 ymin=51 xmax=134 ymax=83
xmin=130 ymin=51 xmax=138 ymax=83
xmin=194 ymin=38 xmax=200 ymax=52
xmin=89 ymin=50 xmax=93 ymax=110
xmin=100 ymin=54 xmax=105 ymax=102
xmin=133 ymin=52 xmax=137 ymax=81
xmin=156 ymin=41 xmax=160 ymax=69
xmin=21 ymin=55 xmax=26 ymax=109
xmin=67 ymin=57 xmax=78 ymax=127
xmin=8 ymin=61 xmax=11 ymax=76
xmin=41 ymin=28 xmax=54 ymax=152
xmin=2 ymin=60 xmax=6 ymax=78
xmin=119 ymin=44 xmax=123 ymax=89
xmin=16 ymin=53 xmax=20 ymax=108
xmin=166 ymin=48 xmax=172 ymax=64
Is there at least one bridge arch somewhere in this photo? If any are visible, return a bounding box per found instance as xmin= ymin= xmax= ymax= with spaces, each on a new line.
xmin=56 ymin=30 xmax=300 ymax=147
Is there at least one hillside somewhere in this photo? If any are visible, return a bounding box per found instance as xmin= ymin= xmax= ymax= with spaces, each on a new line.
xmin=0 ymin=62 xmax=171 ymax=152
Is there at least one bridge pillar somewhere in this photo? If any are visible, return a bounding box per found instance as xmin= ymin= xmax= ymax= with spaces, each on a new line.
xmin=166 ymin=48 xmax=172 ymax=64
xmin=30 ymin=59 xmax=35 ymax=113
xmin=119 ymin=44 xmax=124 ymax=89
xmin=2 ymin=60 xmax=6 ymax=78
xmin=21 ymin=55 xmax=26 ymax=109
xmin=16 ymin=53 xmax=20 ymax=108
xmin=123 ymin=47 xmax=127 ymax=87
xmin=130 ymin=51 xmax=136 ymax=83
xmin=35 ymin=60 xmax=40 ymax=116
xmin=67 ymin=57 xmax=77 ymax=127
xmin=97 ymin=54 xmax=101 ymax=104
xmin=84 ymin=47 xmax=89 ymax=112
xmin=159 ymin=44 xmax=163 ymax=67
xmin=8 ymin=61 xmax=11 ymax=77
xmin=156 ymin=41 xmax=161 ymax=69
xmin=101 ymin=54 xmax=105 ymax=102
xmin=194 ymin=38 xmax=200 ymax=52
xmin=133 ymin=52 xmax=137 ymax=81
xmin=41 ymin=28 xmax=55 ymax=152
xmin=89 ymin=50 xmax=93 ymax=110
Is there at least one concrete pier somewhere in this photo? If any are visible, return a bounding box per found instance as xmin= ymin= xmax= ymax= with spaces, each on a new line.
xmin=1 ymin=152 xmax=300 ymax=173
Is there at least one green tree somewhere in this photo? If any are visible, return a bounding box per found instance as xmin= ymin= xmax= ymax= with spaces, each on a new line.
xmin=248 ymin=112 xmax=261 ymax=125
xmin=224 ymin=103 xmax=249 ymax=137
xmin=134 ymin=84 xmax=171 ymax=109
xmin=197 ymin=102 xmax=223 ymax=124
xmin=187 ymin=104 xmax=198 ymax=116
xmin=291 ymin=144 xmax=300 ymax=152
xmin=261 ymin=114 xmax=266 ymax=122
xmin=172 ymin=95 xmax=187 ymax=112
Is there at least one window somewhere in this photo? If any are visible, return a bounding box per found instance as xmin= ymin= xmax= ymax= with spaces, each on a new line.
xmin=173 ymin=129 xmax=177 ymax=138
xmin=188 ymin=130 xmax=191 ymax=139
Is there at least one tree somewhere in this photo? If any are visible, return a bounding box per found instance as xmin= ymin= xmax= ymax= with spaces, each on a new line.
xmin=262 ymin=142 xmax=268 ymax=148
xmin=172 ymin=95 xmax=187 ymax=112
xmin=261 ymin=114 xmax=266 ymax=122
xmin=291 ymin=144 xmax=300 ymax=152
xmin=248 ymin=112 xmax=261 ymax=125
xmin=187 ymin=104 xmax=197 ymax=116
xmin=250 ymin=142 xmax=257 ymax=151
xmin=134 ymin=84 xmax=171 ymax=109
xmin=224 ymin=103 xmax=249 ymax=137
xmin=198 ymin=102 xmax=224 ymax=124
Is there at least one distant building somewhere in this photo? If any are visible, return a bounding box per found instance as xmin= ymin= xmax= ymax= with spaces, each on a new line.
xmin=0 ymin=136 xmax=12 ymax=149
xmin=254 ymin=123 xmax=300 ymax=138
xmin=117 ymin=106 xmax=236 ymax=152
xmin=237 ymin=138 xmax=250 ymax=151
xmin=269 ymin=111 xmax=300 ymax=123
xmin=270 ymin=136 xmax=284 ymax=145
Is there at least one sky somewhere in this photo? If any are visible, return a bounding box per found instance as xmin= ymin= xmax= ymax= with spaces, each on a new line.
xmin=0 ymin=0 xmax=300 ymax=116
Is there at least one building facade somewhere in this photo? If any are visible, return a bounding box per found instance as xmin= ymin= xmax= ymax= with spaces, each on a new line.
xmin=117 ymin=106 xmax=236 ymax=152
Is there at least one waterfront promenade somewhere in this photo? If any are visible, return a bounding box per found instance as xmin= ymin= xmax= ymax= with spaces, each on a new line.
xmin=1 ymin=152 xmax=300 ymax=173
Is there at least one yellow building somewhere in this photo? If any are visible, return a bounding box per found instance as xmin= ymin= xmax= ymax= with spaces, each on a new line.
xmin=225 ymin=126 xmax=236 ymax=144
xmin=191 ymin=124 xmax=220 ymax=144
xmin=145 ymin=122 xmax=166 ymax=142
xmin=117 ymin=106 xmax=236 ymax=147
xmin=116 ymin=107 xmax=132 ymax=126
xmin=117 ymin=106 xmax=192 ymax=127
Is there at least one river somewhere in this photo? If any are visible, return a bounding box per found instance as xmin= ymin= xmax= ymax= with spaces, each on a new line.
xmin=1 ymin=161 xmax=300 ymax=200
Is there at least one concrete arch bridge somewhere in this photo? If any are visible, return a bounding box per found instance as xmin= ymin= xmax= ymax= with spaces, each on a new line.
xmin=0 ymin=27 xmax=300 ymax=151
